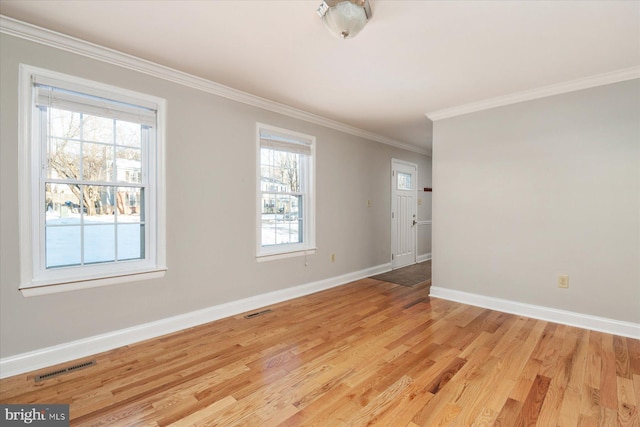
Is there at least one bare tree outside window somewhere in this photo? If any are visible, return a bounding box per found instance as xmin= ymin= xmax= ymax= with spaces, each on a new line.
xmin=260 ymin=148 xmax=304 ymax=246
xmin=46 ymin=108 xmax=142 ymax=218
xmin=277 ymin=151 xmax=299 ymax=193
xmin=44 ymin=106 xmax=145 ymax=268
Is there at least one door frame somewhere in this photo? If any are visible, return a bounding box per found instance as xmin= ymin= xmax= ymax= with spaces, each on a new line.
xmin=391 ymin=158 xmax=418 ymax=269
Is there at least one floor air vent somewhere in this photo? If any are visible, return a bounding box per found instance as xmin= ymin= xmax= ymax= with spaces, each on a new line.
xmin=244 ymin=309 xmax=273 ymax=319
xmin=35 ymin=360 xmax=96 ymax=382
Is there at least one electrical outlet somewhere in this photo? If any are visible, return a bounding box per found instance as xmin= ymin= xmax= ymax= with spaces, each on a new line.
xmin=418 ymin=198 xmax=423 ymax=206
xmin=331 ymin=253 xmax=336 ymax=262
xmin=558 ymin=275 xmax=569 ymax=289
xmin=367 ymin=200 xmax=372 ymax=208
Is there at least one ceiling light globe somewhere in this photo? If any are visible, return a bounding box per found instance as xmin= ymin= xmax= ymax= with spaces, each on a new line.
xmin=321 ymin=1 xmax=368 ymax=39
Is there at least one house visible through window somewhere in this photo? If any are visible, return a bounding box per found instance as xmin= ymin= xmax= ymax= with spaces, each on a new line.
xmin=19 ymin=65 xmax=166 ymax=294
xmin=257 ymin=124 xmax=315 ymax=259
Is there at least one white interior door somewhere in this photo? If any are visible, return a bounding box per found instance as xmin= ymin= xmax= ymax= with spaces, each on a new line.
xmin=391 ymin=160 xmax=417 ymax=269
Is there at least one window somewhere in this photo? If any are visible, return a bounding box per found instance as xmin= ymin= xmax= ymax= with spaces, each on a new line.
xmin=397 ymin=172 xmax=412 ymax=190
xmin=19 ymin=65 xmax=166 ymax=295
xmin=257 ymin=123 xmax=315 ymax=260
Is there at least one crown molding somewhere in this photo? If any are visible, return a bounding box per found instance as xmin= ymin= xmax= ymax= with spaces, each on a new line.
xmin=426 ymin=66 xmax=640 ymax=121
xmin=0 ymin=15 xmax=429 ymax=156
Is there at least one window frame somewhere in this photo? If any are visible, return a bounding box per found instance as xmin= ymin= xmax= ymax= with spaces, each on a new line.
xmin=256 ymin=123 xmax=316 ymax=261
xmin=18 ymin=64 xmax=167 ymax=296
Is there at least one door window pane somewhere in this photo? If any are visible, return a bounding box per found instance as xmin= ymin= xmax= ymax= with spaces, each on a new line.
xmin=397 ymin=172 xmax=412 ymax=190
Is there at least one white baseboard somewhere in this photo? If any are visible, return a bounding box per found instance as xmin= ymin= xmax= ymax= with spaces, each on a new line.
xmin=0 ymin=263 xmax=391 ymax=379
xmin=417 ymin=253 xmax=432 ymax=263
xmin=429 ymin=286 xmax=640 ymax=339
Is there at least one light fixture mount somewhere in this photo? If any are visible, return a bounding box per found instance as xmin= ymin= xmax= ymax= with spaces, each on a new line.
xmin=317 ymin=0 xmax=372 ymax=40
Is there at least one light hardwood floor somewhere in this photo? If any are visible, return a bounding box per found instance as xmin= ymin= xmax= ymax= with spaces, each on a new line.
xmin=1 ymin=277 xmax=639 ymax=426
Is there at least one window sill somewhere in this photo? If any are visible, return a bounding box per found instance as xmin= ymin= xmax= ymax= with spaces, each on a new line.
xmin=19 ymin=268 xmax=167 ymax=297
xmin=256 ymin=248 xmax=316 ymax=263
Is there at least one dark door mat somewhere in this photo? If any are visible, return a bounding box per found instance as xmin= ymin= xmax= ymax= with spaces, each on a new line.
xmin=371 ymin=261 xmax=431 ymax=287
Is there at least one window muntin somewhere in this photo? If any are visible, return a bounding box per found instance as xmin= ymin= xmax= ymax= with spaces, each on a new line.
xmin=257 ymin=124 xmax=315 ymax=258
xmin=19 ymin=65 xmax=166 ymax=293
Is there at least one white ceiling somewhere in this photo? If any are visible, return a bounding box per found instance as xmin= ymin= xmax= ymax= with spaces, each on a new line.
xmin=1 ymin=1 xmax=639 ymax=153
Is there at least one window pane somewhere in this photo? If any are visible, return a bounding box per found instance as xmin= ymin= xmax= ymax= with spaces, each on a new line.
xmin=49 ymin=108 xmax=81 ymax=139
xmin=93 ymin=186 xmax=116 ymax=217
xmin=46 ymin=183 xmax=81 ymax=225
xmin=397 ymin=172 xmax=412 ymax=190
xmin=116 ymin=187 xmax=143 ymax=219
xmin=261 ymin=194 xmax=277 ymax=215
xmin=260 ymin=148 xmax=301 ymax=192
xmin=261 ymin=221 xmax=277 ymax=246
xmin=46 ymin=225 xmax=81 ymax=268
xmin=84 ymin=225 xmax=115 ymax=264
xmin=83 ymin=114 xmax=114 ymax=143
xmin=261 ymin=194 xmax=277 ymax=246
xmin=116 ymin=147 xmax=142 ymax=183
xmin=118 ymin=224 xmax=144 ymax=260
xmin=115 ymin=120 xmax=142 ymax=147
xmin=261 ymin=194 xmax=302 ymax=246
xmin=83 ymin=142 xmax=114 ymax=182
xmin=84 ymin=185 xmax=115 ymax=221
xmin=47 ymin=138 xmax=80 ymax=180
xmin=275 ymin=221 xmax=301 ymax=245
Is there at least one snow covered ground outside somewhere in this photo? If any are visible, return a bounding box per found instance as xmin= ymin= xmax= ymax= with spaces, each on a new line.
xmin=45 ymin=211 xmax=143 ymax=268
xmin=44 ymin=211 xmax=301 ymax=268
xmin=260 ymin=214 xmax=301 ymax=246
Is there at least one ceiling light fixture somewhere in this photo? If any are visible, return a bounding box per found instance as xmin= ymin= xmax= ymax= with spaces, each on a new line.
xmin=317 ymin=0 xmax=372 ymax=40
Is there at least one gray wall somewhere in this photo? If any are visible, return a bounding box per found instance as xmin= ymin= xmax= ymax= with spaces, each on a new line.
xmin=432 ymin=79 xmax=640 ymax=323
xmin=0 ymin=34 xmax=431 ymax=358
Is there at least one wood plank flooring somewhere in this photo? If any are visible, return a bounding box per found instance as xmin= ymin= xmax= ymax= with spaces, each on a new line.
xmin=1 ymin=277 xmax=639 ymax=426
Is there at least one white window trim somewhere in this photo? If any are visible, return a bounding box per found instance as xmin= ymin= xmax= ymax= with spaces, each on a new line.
xmin=256 ymin=123 xmax=316 ymax=261
xmin=18 ymin=64 xmax=167 ymax=296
